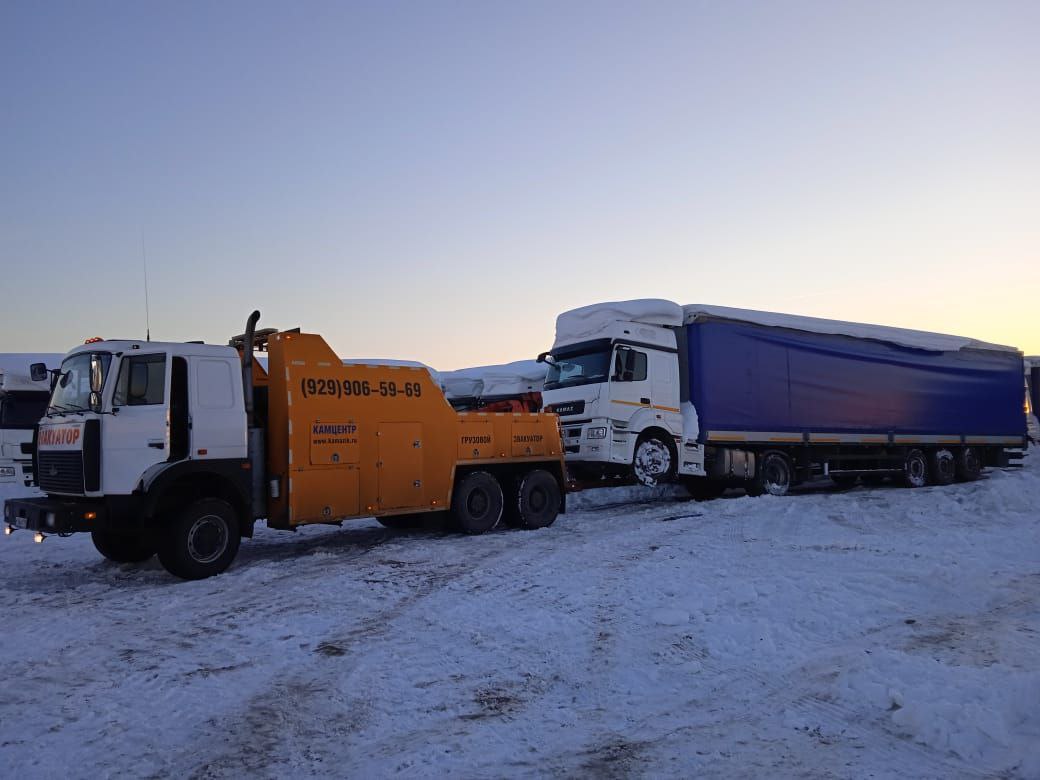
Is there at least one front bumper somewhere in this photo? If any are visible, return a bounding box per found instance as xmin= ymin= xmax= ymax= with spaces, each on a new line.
xmin=3 ymin=497 xmax=105 ymax=534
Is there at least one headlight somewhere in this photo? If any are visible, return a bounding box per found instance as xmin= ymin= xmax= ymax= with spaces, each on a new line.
xmin=0 ymin=466 xmax=15 ymax=478
xmin=587 ymin=426 xmax=608 ymax=439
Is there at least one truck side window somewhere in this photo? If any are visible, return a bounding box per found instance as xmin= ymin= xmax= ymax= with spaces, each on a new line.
xmin=613 ymin=349 xmax=647 ymax=382
xmin=196 ymin=359 xmax=234 ymax=409
xmin=113 ymin=354 xmax=166 ymax=406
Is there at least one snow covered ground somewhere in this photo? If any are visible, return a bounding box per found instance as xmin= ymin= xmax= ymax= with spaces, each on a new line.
xmin=1 ymin=455 xmax=1038 ymax=778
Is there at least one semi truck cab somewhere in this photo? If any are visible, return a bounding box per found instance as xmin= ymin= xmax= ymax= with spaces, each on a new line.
xmin=539 ymin=301 xmax=702 ymax=485
xmin=0 ymin=363 xmax=60 ymax=489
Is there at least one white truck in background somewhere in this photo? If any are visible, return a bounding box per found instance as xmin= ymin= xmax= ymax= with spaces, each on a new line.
xmin=538 ymin=300 xmax=1026 ymax=495
xmin=0 ymin=354 xmax=62 ymax=489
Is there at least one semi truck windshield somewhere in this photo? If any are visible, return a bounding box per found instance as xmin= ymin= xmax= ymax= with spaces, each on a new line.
xmin=48 ymin=353 xmax=111 ymax=413
xmin=544 ymin=349 xmax=611 ymax=390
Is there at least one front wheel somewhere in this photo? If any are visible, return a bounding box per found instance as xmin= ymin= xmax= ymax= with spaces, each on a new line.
xmin=91 ymin=530 xmax=156 ymax=564
xmin=632 ymin=434 xmax=676 ymax=487
xmin=157 ymin=498 xmax=241 ymax=580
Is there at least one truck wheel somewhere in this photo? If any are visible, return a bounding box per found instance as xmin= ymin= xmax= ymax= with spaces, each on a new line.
xmin=747 ymin=451 xmax=792 ymax=497
xmin=901 ymin=449 xmax=928 ymax=488
xmin=632 ymin=434 xmax=676 ymax=486
xmin=91 ymin=531 xmax=156 ymax=564
xmin=929 ymin=448 xmax=956 ymax=486
xmin=513 ymin=469 xmax=560 ymax=529
xmin=451 ymin=471 xmax=503 ymax=534
xmin=956 ymin=447 xmax=982 ymax=481
xmin=157 ymin=498 xmax=241 ymax=580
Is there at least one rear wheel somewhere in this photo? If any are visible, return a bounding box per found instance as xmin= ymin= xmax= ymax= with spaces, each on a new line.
xmin=747 ymin=451 xmax=792 ymax=497
xmin=632 ymin=433 xmax=676 ymax=487
xmin=929 ymin=448 xmax=956 ymax=486
xmin=956 ymin=447 xmax=982 ymax=481
xmin=91 ymin=530 xmax=156 ymax=564
xmin=157 ymin=498 xmax=241 ymax=580
xmin=901 ymin=449 xmax=928 ymax=488
xmin=451 ymin=471 xmax=504 ymax=534
xmin=512 ymin=469 xmax=560 ymax=529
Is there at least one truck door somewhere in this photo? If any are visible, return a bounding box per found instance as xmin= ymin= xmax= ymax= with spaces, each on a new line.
xmin=189 ymin=357 xmax=245 ymax=460
xmin=105 ymin=352 xmax=169 ymax=494
xmin=609 ymin=346 xmax=650 ymax=422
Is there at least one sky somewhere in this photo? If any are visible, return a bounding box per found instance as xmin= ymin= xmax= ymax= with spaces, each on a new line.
xmin=1 ymin=0 xmax=1038 ymax=368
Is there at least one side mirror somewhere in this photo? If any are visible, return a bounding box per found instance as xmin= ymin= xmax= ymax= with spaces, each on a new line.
xmin=30 ymin=363 xmax=48 ymax=382
xmin=536 ymin=351 xmax=555 ymax=365
xmin=89 ymin=391 xmax=102 ymax=413
xmin=89 ymin=354 xmax=104 ymax=393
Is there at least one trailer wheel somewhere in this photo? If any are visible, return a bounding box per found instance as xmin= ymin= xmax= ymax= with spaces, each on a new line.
xmin=632 ymin=433 xmax=676 ymax=486
xmin=512 ymin=469 xmax=560 ymax=529
xmin=91 ymin=531 xmax=156 ymax=564
xmin=901 ymin=449 xmax=928 ymax=488
xmin=157 ymin=498 xmax=241 ymax=580
xmin=929 ymin=448 xmax=956 ymax=486
xmin=956 ymin=447 xmax=982 ymax=481
xmin=451 ymin=471 xmax=504 ymax=535
xmin=747 ymin=451 xmax=792 ymax=497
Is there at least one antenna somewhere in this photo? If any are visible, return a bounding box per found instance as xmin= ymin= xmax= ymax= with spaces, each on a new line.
xmin=141 ymin=232 xmax=151 ymax=342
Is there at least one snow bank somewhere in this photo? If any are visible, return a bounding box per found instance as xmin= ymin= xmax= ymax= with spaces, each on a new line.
xmin=553 ymin=299 xmax=683 ymax=346
xmin=440 ymin=360 xmax=545 ymax=399
xmin=684 ymin=304 xmax=1019 ymax=353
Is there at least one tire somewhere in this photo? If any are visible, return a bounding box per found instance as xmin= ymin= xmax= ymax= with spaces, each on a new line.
xmin=682 ymin=476 xmax=726 ymax=501
xmin=929 ymin=448 xmax=956 ymax=486
xmin=512 ymin=469 xmax=560 ymax=529
xmin=747 ymin=451 xmax=792 ymax=497
xmin=632 ymin=433 xmax=676 ymax=487
xmin=91 ymin=530 xmax=156 ymax=564
xmin=157 ymin=498 xmax=241 ymax=580
xmin=901 ymin=449 xmax=928 ymax=488
xmin=451 ymin=471 xmax=504 ymax=535
xmin=830 ymin=474 xmax=858 ymax=490
xmin=956 ymin=447 xmax=982 ymax=482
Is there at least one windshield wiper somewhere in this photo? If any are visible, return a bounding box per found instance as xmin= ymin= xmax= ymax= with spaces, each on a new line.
xmin=47 ymin=403 xmax=88 ymax=416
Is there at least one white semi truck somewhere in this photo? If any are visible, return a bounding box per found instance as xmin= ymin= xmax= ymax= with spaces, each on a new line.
xmin=538 ymin=300 xmax=1026 ymax=495
xmin=0 ymin=355 xmax=62 ymax=489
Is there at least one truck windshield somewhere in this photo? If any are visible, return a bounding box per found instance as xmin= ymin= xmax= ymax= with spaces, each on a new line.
xmin=48 ymin=352 xmax=112 ymax=414
xmin=544 ymin=349 xmax=611 ymax=390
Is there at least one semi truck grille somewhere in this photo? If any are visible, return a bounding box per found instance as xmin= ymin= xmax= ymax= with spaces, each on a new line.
xmin=37 ymin=451 xmax=85 ymax=494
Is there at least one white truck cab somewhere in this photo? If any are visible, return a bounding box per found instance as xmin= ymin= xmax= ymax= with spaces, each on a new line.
xmin=29 ymin=339 xmax=247 ymax=511
xmin=0 ymin=356 xmax=61 ymax=489
xmin=539 ymin=300 xmax=703 ymax=485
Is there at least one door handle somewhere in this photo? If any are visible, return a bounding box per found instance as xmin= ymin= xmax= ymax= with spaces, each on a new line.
xmin=148 ymin=440 xmax=166 ymax=450
xmin=640 ymin=397 xmax=651 ymax=405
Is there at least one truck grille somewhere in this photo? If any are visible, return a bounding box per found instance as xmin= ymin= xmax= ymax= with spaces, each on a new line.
xmin=37 ymin=451 xmax=85 ymax=494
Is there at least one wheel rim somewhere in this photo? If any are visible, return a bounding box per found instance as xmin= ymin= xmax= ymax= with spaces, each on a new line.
xmin=937 ymin=450 xmax=955 ymax=479
xmin=763 ymin=458 xmax=790 ymax=496
xmin=528 ymin=486 xmax=547 ymax=513
xmin=634 ymin=439 xmax=671 ymax=486
xmin=187 ymin=514 xmax=229 ymax=564
xmin=907 ymin=454 xmax=926 ymax=486
xmin=467 ymin=488 xmax=489 ymax=519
